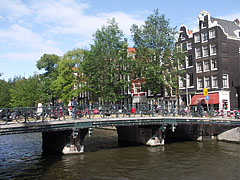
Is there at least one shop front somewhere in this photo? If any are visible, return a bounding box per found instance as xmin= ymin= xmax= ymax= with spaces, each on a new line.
xmin=190 ymin=91 xmax=230 ymax=110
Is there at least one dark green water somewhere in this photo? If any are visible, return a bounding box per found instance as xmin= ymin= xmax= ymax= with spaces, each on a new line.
xmin=0 ymin=128 xmax=239 ymax=180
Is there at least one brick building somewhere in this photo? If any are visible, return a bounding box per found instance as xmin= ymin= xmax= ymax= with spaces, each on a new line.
xmin=177 ymin=10 xmax=240 ymax=110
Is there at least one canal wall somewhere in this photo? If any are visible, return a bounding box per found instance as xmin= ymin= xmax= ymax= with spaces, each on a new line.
xmin=116 ymin=124 xmax=240 ymax=145
xmin=217 ymin=127 xmax=240 ymax=142
xmin=165 ymin=124 xmax=239 ymax=142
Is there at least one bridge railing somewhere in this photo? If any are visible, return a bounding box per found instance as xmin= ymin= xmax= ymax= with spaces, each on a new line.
xmin=1 ymin=104 xmax=240 ymax=125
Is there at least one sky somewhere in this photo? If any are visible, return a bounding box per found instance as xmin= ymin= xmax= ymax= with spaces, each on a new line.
xmin=0 ymin=0 xmax=240 ymax=81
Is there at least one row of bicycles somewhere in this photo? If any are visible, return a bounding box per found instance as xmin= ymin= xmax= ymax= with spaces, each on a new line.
xmin=1 ymin=105 xmax=240 ymax=124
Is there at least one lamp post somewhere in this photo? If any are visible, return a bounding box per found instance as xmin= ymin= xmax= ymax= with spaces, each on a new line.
xmin=183 ymin=76 xmax=188 ymax=106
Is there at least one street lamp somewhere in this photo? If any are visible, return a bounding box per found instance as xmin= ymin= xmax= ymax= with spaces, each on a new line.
xmin=183 ymin=76 xmax=188 ymax=106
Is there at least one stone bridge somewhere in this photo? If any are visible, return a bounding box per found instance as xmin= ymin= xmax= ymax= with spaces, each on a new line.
xmin=1 ymin=116 xmax=239 ymax=154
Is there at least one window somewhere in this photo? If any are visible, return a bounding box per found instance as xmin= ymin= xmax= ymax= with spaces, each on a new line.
xmin=187 ymin=42 xmax=192 ymax=50
xmin=196 ymin=62 xmax=203 ymax=73
xmin=197 ymin=78 xmax=203 ymax=89
xmin=222 ymin=74 xmax=229 ymax=88
xmin=202 ymin=21 xmax=207 ymax=28
xmin=180 ymin=33 xmax=185 ymax=40
xmin=179 ymin=77 xmax=184 ymax=88
xmin=194 ymin=34 xmax=200 ymax=43
xmin=202 ymin=46 xmax=209 ymax=57
xmin=202 ymin=32 xmax=208 ymax=42
xmin=204 ymin=77 xmax=210 ymax=88
xmin=212 ymin=76 xmax=218 ymax=88
xmin=195 ymin=47 xmax=202 ymax=59
xmin=211 ymin=59 xmax=217 ymax=70
xmin=186 ymin=55 xmax=193 ymax=68
xmin=209 ymin=29 xmax=216 ymax=38
xmin=204 ymin=61 xmax=210 ymax=72
xmin=187 ymin=73 xmax=194 ymax=87
xmin=210 ymin=44 xmax=217 ymax=55
xmin=182 ymin=42 xmax=187 ymax=51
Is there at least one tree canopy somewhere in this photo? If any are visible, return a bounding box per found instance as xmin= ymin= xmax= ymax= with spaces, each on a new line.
xmin=82 ymin=19 xmax=132 ymax=103
xmin=131 ymin=9 xmax=184 ymax=98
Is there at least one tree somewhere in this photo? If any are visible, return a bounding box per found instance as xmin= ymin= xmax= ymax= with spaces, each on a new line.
xmin=36 ymin=54 xmax=61 ymax=104
xmin=82 ymin=19 xmax=132 ymax=104
xmin=0 ymin=79 xmax=11 ymax=108
xmin=131 ymin=9 xmax=184 ymax=100
xmin=9 ymin=75 xmax=44 ymax=107
xmin=52 ymin=49 xmax=86 ymax=104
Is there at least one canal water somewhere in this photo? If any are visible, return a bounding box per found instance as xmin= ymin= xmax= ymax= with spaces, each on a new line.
xmin=0 ymin=128 xmax=239 ymax=180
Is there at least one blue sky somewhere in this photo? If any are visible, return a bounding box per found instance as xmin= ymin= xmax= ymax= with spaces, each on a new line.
xmin=0 ymin=0 xmax=240 ymax=80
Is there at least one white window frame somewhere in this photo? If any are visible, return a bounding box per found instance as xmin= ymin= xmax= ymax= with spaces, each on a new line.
xmin=222 ymin=74 xmax=229 ymax=88
xmin=209 ymin=29 xmax=216 ymax=39
xmin=210 ymin=44 xmax=217 ymax=56
xmin=187 ymin=41 xmax=192 ymax=50
xmin=182 ymin=42 xmax=187 ymax=51
xmin=202 ymin=45 xmax=209 ymax=57
xmin=194 ymin=34 xmax=200 ymax=43
xmin=187 ymin=73 xmax=194 ymax=88
xmin=186 ymin=55 xmax=193 ymax=68
xmin=196 ymin=62 xmax=203 ymax=73
xmin=195 ymin=47 xmax=202 ymax=59
xmin=204 ymin=77 xmax=210 ymax=88
xmin=197 ymin=78 xmax=203 ymax=90
xmin=203 ymin=60 xmax=210 ymax=72
xmin=202 ymin=21 xmax=207 ymax=29
xmin=202 ymin=32 xmax=208 ymax=42
xmin=211 ymin=59 xmax=218 ymax=70
xmin=212 ymin=76 xmax=218 ymax=88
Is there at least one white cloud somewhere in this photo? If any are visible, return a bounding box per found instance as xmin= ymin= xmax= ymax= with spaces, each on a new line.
xmin=32 ymin=0 xmax=143 ymax=37
xmin=0 ymin=0 xmax=32 ymax=20
xmin=0 ymin=0 xmax=144 ymax=63
xmin=0 ymin=24 xmax=61 ymax=52
xmin=1 ymin=52 xmax=45 ymax=62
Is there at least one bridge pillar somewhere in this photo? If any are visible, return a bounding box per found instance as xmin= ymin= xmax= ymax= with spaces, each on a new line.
xmin=42 ymin=128 xmax=88 ymax=154
xmin=117 ymin=125 xmax=166 ymax=146
xmin=146 ymin=125 xmax=166 ymax=146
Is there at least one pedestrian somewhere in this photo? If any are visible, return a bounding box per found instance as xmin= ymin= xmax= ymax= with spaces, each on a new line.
xmin=197 ymin=102 xmax=203 ymax=117
xmin=71 ymin=97 xmax=78 ymax=119
xmin=68 ymin=99 xmax=72 ymax=116
xmin=57 ymin=99 xmax=64 ymax=118
xmin=180 ymin=101 xmax=185 ymax=116
xmin=37 ymin=102 xmax=43 ymax=116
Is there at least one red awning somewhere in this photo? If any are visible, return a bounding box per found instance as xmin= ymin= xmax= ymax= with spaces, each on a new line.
xmin=190 ymin=93 xmax=219 ymax=105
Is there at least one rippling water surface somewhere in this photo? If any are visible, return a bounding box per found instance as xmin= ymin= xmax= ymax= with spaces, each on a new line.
xmin=0 ymin=129 xmax=239 ymax=180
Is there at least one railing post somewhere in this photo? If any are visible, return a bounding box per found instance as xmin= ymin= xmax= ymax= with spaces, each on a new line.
xmin=151 ymin=104 xmax=154 ymax=117
xmin=42 ymin=106 xmax=45 ymax=122
xmin=88 ymin=104 xmax=91 ymax=119
xmin=6 ymin=109 xmax=9 ymax=123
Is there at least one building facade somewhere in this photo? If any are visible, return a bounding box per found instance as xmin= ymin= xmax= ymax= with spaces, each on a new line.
xmin=177 ymin=10 xmax=240 ymax=110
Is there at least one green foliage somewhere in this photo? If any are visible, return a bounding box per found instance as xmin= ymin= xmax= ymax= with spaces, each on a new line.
xmin=0 ymin=79 xmax=11 ymax=108
xmin=53 ymin=49 xmax=86 ymax=104
xmin=82 ymin=19 xmax=132 ymax=103
xmin=36 ymin=54 xmax=61 ymax=104
xmin=131 ymin=9 xmax=184 ymax=98
xmin=9 ymin=75 xmax=43 ymax=107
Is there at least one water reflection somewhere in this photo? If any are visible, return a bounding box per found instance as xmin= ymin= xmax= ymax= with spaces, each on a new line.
xmin=0 ymin=129 xmax=239 ymax=180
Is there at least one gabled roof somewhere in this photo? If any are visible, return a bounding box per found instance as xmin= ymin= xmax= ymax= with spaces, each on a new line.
xmin=210 ymin=17 xmax=240 ymax=37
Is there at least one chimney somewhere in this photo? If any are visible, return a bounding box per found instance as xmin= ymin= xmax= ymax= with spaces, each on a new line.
xmin=234 ymin=18 xmax=239 ymax=25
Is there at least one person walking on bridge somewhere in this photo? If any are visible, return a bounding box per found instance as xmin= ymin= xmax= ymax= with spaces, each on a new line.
xmin=71 ymin=97 xmax=78 ymax=119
